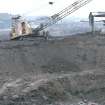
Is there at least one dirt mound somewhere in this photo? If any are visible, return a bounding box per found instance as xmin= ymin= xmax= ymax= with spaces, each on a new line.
xmin=0 ymin=71 xmax=104 ymax=105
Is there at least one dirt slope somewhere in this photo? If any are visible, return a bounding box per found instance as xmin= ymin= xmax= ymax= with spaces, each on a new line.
xmin=0 ymin=33 xmax=104 ymax=104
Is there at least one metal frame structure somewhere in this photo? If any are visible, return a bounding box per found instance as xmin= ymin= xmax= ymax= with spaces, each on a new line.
xmin=89 ymin=12 xmax=105 ymax=33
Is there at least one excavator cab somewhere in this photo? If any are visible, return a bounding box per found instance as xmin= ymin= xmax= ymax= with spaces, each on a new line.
xmin=11 ymin=15 xmax=32 ymax=40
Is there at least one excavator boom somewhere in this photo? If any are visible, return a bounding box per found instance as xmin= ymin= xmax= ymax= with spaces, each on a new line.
xmin=39 ymin=0 xmax=93 ymax=30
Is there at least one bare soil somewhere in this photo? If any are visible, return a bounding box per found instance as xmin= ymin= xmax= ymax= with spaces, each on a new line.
xmin=0 ymin=32 xmax=104 ymax=105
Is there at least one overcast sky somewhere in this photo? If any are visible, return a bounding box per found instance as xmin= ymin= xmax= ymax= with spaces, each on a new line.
xmin=0 ymin=0 xmax=104 ymax=18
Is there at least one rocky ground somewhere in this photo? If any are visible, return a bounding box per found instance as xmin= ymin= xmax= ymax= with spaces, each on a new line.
xmin=0 ymin=32 xmax=105 ymax=105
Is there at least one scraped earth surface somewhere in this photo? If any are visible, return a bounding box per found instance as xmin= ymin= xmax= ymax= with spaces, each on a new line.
xmin=0 ymin=32 xmax=105 ymax=104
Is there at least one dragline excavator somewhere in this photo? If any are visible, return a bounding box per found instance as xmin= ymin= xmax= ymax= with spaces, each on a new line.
xmin=11 ymin=0 xmax=93 ymax=40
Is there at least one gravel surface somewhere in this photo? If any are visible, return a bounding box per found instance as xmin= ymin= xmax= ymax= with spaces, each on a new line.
xmin=0 ymin=33 xmax=104 ymax=105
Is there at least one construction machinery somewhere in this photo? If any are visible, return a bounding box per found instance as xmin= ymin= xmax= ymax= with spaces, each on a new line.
xmin=11 ymin=15 xmax=32 ymax=39
xmin=89 ymin=12 xmax=105 ymax=33
xmin=11 ymin=0 xmax=93 ymax=40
